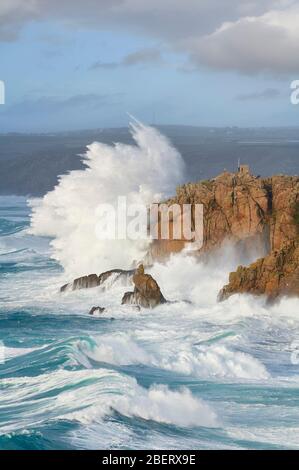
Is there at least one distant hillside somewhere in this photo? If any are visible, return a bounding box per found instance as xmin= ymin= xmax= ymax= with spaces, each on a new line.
xmin=0 ymin=126 xmax=298 ymax=196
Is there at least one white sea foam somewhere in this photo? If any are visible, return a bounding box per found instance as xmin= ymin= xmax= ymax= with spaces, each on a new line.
xmin=29 ymin=122 xmax=185 ymax=277
xmin=1 ymin=127 xmax=299 ymax=449
xmin=226 ymin=426 xmax=299 ymax=449
xmin=2 ymin=346 xmax=37 ymax=360
xmin=112 ymin=384 xmax=219 ymax=428
xmin=0 ymin=368 xmax=218 ymax=433
xmin=79 ymin=332 xmax=269 ymax=381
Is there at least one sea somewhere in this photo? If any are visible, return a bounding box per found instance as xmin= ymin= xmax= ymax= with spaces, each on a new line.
xmin=0 ymin=124 xmax=299 ymax=450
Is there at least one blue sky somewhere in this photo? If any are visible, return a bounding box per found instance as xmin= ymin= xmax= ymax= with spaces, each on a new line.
xmin=0 ymin=0 xmax=299 ymax=132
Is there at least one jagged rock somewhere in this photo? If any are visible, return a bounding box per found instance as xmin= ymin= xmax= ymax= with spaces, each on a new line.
xmin=122 ymin=264 xmax=166 ymax=308
xmin=150 ymin=168 xmax=271 ymax=260
xmin=60 ymin=169 xmax=299 ymax=302
xmin=267 ymin=176 xmax=299 ymax=250
xmin=74 ymin=274 xmax=99 ymax=290
xmin=89 ymin=306 xmax=105 ymax=315
xmin=218 ymin=175 xmax=299 ymax=301
xmin=60 ymin=268 xmax=135 ymax=292
xmin=151 ymin=172 xmax=299 ymax=258
xmin=148 ymin=168 xmax=299 ymax=301
xmin=219 ymin=241 xmax=299 ymax=301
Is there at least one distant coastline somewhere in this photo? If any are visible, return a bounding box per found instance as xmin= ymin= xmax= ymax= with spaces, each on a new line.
xmin=1 ymin=126 xmax=299 ymax=197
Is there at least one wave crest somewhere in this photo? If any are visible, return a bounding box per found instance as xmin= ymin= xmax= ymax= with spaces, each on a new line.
xmin=29 ymin=122 xmax=185 ymax=276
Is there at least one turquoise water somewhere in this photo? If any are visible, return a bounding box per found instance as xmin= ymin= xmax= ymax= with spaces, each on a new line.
xmin=1 ymin=196 xmax=299 ymax=450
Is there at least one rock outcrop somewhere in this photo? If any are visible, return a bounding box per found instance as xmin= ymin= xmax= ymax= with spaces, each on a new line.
xmin=60 ymin=268 xmax=135 ymax=292
xmin=219 ymin=241 xmax=299 ymax=301
xmin=150 ymin=168 xmax=299 ymax=301
xmin=122 ymin=264 xmax=166 ymax=308
xmin=150 ymin=169 xmax=271 ymax=260
xmin=218 ymin=176 xmax=299 ymax=300
xmin=60 ymin=168 xmax=299 ymax=303
xmin=89 ymin=306 xmax=105 ymax=315
xmin=61 ymin=264 xmax=165 ymax=310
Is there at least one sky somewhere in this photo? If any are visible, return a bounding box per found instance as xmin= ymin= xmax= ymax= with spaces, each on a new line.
xmin=1 ymin=0 xmax=299 ymax=132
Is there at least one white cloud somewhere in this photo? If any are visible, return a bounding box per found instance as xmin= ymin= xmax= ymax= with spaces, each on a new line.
xmin=0 ymin=0 xmax=280 ymax=40
xmin=190 ymin=4 xmax=299 ymax=74
xmin=0 ymin=0 xmax=298 ymax=75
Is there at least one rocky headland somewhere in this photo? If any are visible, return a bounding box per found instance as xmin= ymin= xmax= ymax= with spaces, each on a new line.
xmin=152 ymin=165 xmax=299 ymax=301
xmin=61 ymin=166 xmax=299 ymax=305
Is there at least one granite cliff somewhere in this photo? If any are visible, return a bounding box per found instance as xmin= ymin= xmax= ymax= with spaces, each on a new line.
xmin=60 ymin=166 xmax=299 ymax=304
xmin=151 ymin=166 xmax=299 ymax=301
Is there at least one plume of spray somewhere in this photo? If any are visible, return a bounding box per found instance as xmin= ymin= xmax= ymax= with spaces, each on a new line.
xmin=29 ymin=121 xmax=185 ymax=277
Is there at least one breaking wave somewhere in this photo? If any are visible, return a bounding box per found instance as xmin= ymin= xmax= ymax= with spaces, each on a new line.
xmin=29 ymin=122 xmax=185 ymax=277
xmin=0 ymin=368 xmax=218 ymax=434
xmin=78 ymin=333 xmax=270 ymax=381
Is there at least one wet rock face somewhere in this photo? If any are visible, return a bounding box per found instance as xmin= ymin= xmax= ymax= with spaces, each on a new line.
xmin=218 ymin=175 xmax=299 ymax=301
xmin=72 ymin=274 xmax=99 ymax=291
xmin=219 ymin=241 xmax=299 ymax=302
xmin=151 ymin=171 xmax=299 ymax=256
xmin=268 ymin=176 xmax=299 ymax=251
xmin=89 ymin=306 xmax=105 ymax=315
xmin=150 ymin=169 xmax=299 ymax=301
xmin=59 ymin=170 xmax=299 ymax=302
xmin=150 ymin=170 xmax=271 ymax=261
xmin=60 ymin=268 xmax=135 ymax=292
xmin=122 ymin=264 xmax=166 ymax=308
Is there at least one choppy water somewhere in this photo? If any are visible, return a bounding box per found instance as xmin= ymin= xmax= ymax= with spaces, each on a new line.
xmin=1 ymin=196 xmax=299 ymax=450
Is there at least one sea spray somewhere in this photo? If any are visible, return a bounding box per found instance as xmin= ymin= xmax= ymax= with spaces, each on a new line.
xmin=29 ymin=122 xmax=185 ymax=277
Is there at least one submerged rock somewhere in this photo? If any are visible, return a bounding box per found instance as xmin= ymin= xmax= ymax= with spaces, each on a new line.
xmin=89 ymin=306 xmax=105 ymax=315
xmin=122 ymin=264 xmax=166 ymax=308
